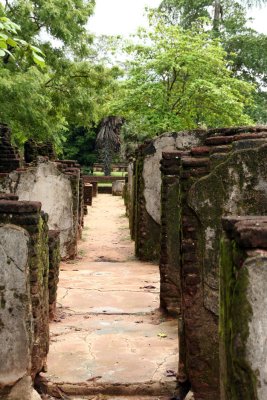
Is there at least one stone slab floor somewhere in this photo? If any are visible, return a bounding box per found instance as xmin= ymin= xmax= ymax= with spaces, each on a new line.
xmin=40 ymin=194 xmax=179 ymax=400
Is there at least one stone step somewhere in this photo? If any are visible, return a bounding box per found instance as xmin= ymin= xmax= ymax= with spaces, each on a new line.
xmin=40 ymin=379 xmax=177 ymax=398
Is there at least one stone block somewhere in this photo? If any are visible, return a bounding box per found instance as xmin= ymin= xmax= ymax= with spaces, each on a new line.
xmin=112 ymin=180 xmax=125 ymax=196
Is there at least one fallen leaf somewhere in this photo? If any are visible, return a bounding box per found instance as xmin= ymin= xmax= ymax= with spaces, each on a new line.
xmin=86 ymin=375 xmax=102 ymax=382
xmin=166 ymin=369 xmax=177 ymax=377
xmin=157 ymin=332 xmax=168 ymax=338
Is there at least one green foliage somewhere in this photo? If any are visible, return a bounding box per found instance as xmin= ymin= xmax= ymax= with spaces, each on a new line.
xmin=0 ymin=14 xmax=45 ymax=65
xmin=109 ymin=14 xmax=254 ymax=139
xmin=0 ymin=0 xmax=123 ymax=152
xmin=4 ymin=0 xmax=95 ymax=50
xmin=63 ymin=125 xmax=98 ymax=167
xmin=0 ymin=66 xmax=66 ymax=147
xmin=158 ymin=0 xmax=267 ymax=124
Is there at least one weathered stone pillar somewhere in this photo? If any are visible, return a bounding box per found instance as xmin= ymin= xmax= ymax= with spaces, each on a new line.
xmin=112 ymin=180 xmax=125 ymax=196
xmin=0 ymin=200 xmax=49 ymax=398
xmin=48 ymin=230 xmax=60 ymax=321
xmin=134 ymin=131 xmax=207 ymax=262
xmin=0 ymin=224 xmax=32 ymax=395
xmin=91 ymin=181 xmax=98 ymax=197
xmin=84 ymin=183 xmax=93 ymax=206
xmin=160 ymin=151 xmax=182 ymax=316
xmin=128 ymin=160 xmax=136 ymax=240
xmin=220 ymin=216 xmax=267 ymax=400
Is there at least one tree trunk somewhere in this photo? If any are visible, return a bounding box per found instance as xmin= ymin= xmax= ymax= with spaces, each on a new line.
xmin=213 ymin=0 xmax=222 ymax=32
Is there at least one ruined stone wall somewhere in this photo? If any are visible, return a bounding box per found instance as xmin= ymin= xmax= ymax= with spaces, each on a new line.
xmin=131 ymin=125 xmax=267 ymax=399
xmin=0 ymin=124 xmax=21 ymax=173
xmin=0 ymin=200 xmax=49 ymax=399
xmin=134 ymin=131 xmax=207 ymax=261
xmin=24 ymin=139 xmax=56 ymax=164
xmin=0 ymin=159 xmax=80 ymax=259
xmin=176 ymin=127 xmax=267 ymax=399
xmin=220 ymin=216 xmax=267 ymax=400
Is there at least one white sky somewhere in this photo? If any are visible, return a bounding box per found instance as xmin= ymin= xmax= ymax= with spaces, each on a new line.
xmin=89 ymin=0 xmax=267 ymax=36
xmin=89 ymin=0 xmax=161 ymax=35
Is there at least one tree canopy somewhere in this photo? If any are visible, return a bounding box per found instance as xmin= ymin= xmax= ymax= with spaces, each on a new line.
xmin=158 ymin=0 xmax=267 ymax=126
xmin=108 ymin=13 xmax=254 ymax=140
xmin=0 ymin=0 xmax=266 ymax=164
xmin=0 ymin=0 xmax=121 ymax=150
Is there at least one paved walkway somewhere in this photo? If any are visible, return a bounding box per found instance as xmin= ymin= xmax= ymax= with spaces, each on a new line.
xmin=41 ymin=195 xmax=178 ymax=400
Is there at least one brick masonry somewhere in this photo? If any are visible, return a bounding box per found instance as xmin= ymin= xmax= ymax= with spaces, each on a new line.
xmin=0 ymin=124 xmax=21 ymax=173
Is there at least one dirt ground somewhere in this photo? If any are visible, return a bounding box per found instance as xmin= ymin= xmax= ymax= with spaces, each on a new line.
xmin=40 ymin=194 xmax=179 ymax=400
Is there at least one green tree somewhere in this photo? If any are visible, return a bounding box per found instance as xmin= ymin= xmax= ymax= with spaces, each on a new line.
xmin=0 ymin=0 xmax=123 ymax=154
xmin=109 ymin=14 xmax=254 ymax=139
xmin=158 ymin=0 xmax=267 ymax=124
xmin=63 ymin=125 xmax=98 ymax=171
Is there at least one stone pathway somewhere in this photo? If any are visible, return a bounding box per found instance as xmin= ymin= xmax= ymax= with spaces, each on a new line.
xmin=41 ymin=195 xmax=178 ymax=399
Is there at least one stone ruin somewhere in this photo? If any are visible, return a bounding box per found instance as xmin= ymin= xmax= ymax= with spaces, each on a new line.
xmin=0 ymin=158 xmax=81 ymax=259
xmin=221 ymin=216 xmax=267 ymax=400
xmin=125 ymin=125 xmax=267 ymax=399
xmin=0 ymin=124 xmax=21 ymax=174
xmin=0 ymin=200 xmax=49 ymax=399
xmin=0 ymin=125 xmax=87 ymax=398
xmin=24 ymin=139 xmax=56 ymax=164
xmin=129 ymin=131 xmax=207 ymax=261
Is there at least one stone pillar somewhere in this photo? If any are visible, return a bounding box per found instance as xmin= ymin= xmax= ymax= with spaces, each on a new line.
xmin=220 ymin=216 xmax=267 ymax=400
xmin=78 ymin=177 xmax=84 ymax=237
xmin=84 ymin=183 xmax=93 ymax=206
xmin=64 ymin=168 xmax=80 ymax=259
xmin=0 ymin=224 xmax=32 ymax=396
xmin=0 ymin=200 xmax=49 ymax=389
xmin=133 ymin=131 xmax=208 ymax=262
xmin=179 ymin=152 xmax=215 ymax=400
xmin=112 ymin=180 xmax=125 ymax=196
xmin=91 ymin=181 xmax=98 ymax=197
xmin=128 ymin=160 xmax=136 ymax=240
xmin=48 ymin=230 xmax=60 ymax=321
xmin=160 ymin=151 xmax=182 ymax=316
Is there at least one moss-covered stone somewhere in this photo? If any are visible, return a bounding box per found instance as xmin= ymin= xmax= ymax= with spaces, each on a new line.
xmin=220 ymin=237 xmax=258 ymax=399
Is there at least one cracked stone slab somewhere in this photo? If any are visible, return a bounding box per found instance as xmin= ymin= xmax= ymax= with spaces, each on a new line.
xmin=45 ymin=314 xmax=178 ymax=385
xmin=44 ymin=195 xmax=179 ymax=398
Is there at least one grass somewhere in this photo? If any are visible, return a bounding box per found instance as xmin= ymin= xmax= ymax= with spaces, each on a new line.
xmin=93 ymin=171 xmax=127 ymax=177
